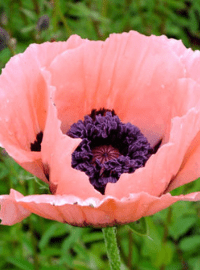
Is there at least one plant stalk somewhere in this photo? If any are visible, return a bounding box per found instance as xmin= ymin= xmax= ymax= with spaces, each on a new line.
xmin=102 ymin=226 xmax=121 ymax=270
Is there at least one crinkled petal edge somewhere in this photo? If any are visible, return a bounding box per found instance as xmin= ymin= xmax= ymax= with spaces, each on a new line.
xmin=1 ymin=189 xmax=200 ymax=227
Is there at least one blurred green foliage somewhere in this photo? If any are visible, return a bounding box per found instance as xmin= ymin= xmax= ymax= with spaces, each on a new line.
xmin=0 ymin=0 xmax=200 ymax=269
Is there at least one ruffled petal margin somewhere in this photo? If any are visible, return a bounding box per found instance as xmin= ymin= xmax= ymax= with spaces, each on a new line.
xmin=0 ymin=190 xmax=31 ymax=225
xmin=1 ymin=189 xmax=200 ymax=227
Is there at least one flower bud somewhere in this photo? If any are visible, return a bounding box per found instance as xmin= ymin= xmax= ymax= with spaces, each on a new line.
xmin=36 ymin=15 xmax=50 ymax=32
xmin=0 ymin=27 xmax=9 ymax=51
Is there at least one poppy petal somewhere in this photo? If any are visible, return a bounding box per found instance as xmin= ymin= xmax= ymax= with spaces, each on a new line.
xmin=165 ymin=131 xmax=200 ymax=192
xmin=0 ymin=35 xmax=87 ymax=181
xmin=28 ymin=34 xmax=87 ymax=68
xmin=106 ymin=107 xmax=200 ymax=198
xmin=164 ymin=107 xmax=200 ymax=192
xmin=0 ymin=189 xmax=31 ymax=225
xmin=1 ymin=31 xmax=200 ymax=227
xmin=0 ymin=52 xmax=49 ymax=181
xmin=164 ymin=36 xmax=200 ymax=85
xmin=1 ymin=189 xmax=200 ymax=226
xmin=40 ymin=71 xmax=104 ymax=199
xmin=49 ymin=31 xmax=185 ymax=146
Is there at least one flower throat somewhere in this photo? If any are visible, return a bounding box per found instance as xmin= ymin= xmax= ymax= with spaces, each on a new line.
xmin=67 ymin=109 xmax=153 ymax=195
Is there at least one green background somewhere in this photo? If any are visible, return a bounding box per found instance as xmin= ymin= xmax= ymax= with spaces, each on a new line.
xmin=0 ymin=0 xmax=200 ymax=269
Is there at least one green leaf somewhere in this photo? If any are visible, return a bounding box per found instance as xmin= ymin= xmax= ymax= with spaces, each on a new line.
xmin=189 ymin=8 xmax=199 ymax=33
xmin=167 ymin=0 xmax=186 ymax=9
xmin=155 ymin=241 xmax=174 ymax=267
xmin=73 ymin=242 xmax=90 ymax=261
xmin=41 ymin=266 xmax=66 ymax=270
xmin=39 ymin=223 xmax=68 ymax=250
xmin=180 ymin=235 xmax=200 ymax=253
xmin=127 ymin=217 xmax=148 ymax=236
xmin=82 ymin=231 xmax=103 ymax=243
xmin=40 ymin=247 xmax=61 ymax=257
xmin=7 ymin=257 xmax=34 ymax=270
xmin=21 ymin=25 xmax=36 ymax=34
xmin=169 ymin=216 xmax=197 ymax=240
xmin=67 ymin=2 xmax=109 ymax=23
xmin=188 ymin=256 xmax=200 ymax=270
xmin=19 ymin=7 xmax=36 ymax=20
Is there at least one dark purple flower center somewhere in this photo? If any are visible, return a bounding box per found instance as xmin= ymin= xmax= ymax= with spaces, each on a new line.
xmin=31 ymin=131 xmax=43 ymax=151
xmin=67 ymin=109 xmax=153 ymax=195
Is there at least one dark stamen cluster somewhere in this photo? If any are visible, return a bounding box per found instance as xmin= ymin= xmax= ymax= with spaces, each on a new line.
xmin=31 ymin=131 xmax=43 ymax=151
xmin=67 ymin=109 xmax=153 ymax=194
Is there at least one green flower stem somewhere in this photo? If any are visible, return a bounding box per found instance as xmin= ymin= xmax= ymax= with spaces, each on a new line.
xmin=101 ymin=0 xmax=108 ymax=18
xmin=102 ymin=227 xmax=121 ymax=270
xmin=29 ymin=217 xmax=39 ymax=270
xmin=31 ymin=0 xmax=40 ymax=14
xmin=53 ymin=0 xmax=72 ymax=36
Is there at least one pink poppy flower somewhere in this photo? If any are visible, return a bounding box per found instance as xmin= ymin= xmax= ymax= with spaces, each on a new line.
xmin=0 ymin=31 xmax=200 ymax=227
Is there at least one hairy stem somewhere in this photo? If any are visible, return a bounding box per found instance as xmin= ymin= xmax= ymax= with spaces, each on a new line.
xmin=102 ymin=227 xmax=121 ymax=270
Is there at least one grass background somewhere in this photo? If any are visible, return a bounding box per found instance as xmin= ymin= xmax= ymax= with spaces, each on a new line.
xmin=0 ymin=0 xmax=200 ymax=269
